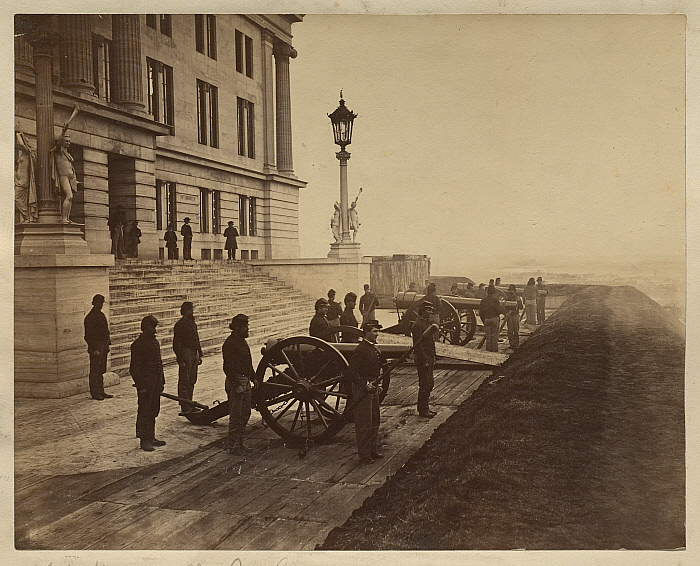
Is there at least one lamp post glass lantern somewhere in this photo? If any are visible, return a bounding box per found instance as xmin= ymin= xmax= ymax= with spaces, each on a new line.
xmin=328 ymin=91 xmax=357 ymax=244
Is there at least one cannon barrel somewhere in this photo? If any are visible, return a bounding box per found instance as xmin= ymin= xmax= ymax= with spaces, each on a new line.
xmin=262 ymin=339 xmax=411 ymax=358
xmin=394 ymin=291 xmax=518 ymax=310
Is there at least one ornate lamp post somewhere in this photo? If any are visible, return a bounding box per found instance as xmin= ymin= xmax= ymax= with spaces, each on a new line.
xmin=328 ymin=91 xmax=357 ymax=243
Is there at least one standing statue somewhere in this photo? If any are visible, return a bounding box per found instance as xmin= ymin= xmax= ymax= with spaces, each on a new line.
xmin=348 ymin=187 xmax=362 ymax=243
xmin=15 ymin=128 xmax=38 ymax=224
xmin=50 ymin=105 xmax=80 ymax=224
xmin=330 ymin=202 xmax=341 ymax=243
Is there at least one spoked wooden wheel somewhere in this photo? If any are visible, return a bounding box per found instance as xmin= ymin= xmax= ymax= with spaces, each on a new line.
xmin=404 ymin=300 xmax=462 ymax=345
xmin=323 ymin=324 xmax=363 ymax=344
xmin=254 ymin=336 xmax=350 ymax=445
xmin=458 ymin=308 xmax=477 ymax=345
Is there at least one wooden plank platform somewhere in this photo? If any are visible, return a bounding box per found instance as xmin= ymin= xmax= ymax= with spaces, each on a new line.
xmin=16 ymin=360 xmax=490 ymax=550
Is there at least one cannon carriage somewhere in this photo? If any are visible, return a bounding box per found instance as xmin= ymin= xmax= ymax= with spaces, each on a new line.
xmin=165 ymin=326 xmax=427 ymax=446
xmin=387 ymin=291 xmax=518 ymax=346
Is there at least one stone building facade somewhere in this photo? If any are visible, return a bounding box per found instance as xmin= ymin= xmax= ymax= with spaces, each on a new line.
xmin=15 ymin=14 xmax=305 ymax=260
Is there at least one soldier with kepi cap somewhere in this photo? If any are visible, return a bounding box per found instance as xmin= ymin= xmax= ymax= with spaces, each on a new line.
xmin=344 ymin=319 xmax=385 ymax=464
xmin=223 ymin=314 xmax=255 ymax=455
xmin=129 ymin=315 xmax=166 ymax=451
xmin=412 ymin=301 xmax=437 ymax=418
xmin=173 ymin=301 xmax=203 ymax=414
xmin=84 ymin=293 xmax=112 ymax=400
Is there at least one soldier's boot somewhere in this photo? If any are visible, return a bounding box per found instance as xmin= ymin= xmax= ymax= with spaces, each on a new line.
xmin=152 ymin=438 xmax=166 ymax=447
xmin=237 ymin=439 xmax=253 ymax=454
xmin=140 ymin=439 xmax=155 ymax=452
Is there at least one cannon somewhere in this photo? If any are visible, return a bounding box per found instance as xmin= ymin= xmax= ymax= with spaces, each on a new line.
xmin=164 ymin=324 xmax=437 ymax=446
xmin=386 ymin=291 xmax=518 ymax=346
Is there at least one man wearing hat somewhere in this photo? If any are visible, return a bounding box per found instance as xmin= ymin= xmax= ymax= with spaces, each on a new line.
xmin=340 ymin=292 xmax=359 ymax=343
xmin=173 ymin=301 xmax=203 ymax=413
xmin=223 ymin=314 xmax=255 ymax=455
xmin=309 ymin=298 xmax=331 ymax=339
xmin=536 ymin=277 xmax=547 ymax=325
xmin=164 ymin=223 xmax=178 ymax=259
xmin=127 ymin=220 xmax=141 ymax=258
xmin=130 ymin=315 xmax=166 ymax=451
xmin=327 ymin=289 xmax=343 ymax=329
xmin=479 ymin=286 xmax=503 ymax=352
xmin=412 ymin=301 xmax=437 ymax=418
xmin=181 ymin=217 xmax=193 ymax=260
xmin=223 ymin=221 xmax=239 ymax=260
xmin=505 ymin=284 xmax=524 ymax=350
xmin=84 ymin=294 xmax=112 ymax=400
xmin=345 ymin=319 xmax=384 ymax=464
xmin=359 ymin=284 xmax=379 ymax=324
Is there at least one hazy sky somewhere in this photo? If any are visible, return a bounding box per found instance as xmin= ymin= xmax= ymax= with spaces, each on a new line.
xmin=290 ymin=14 xmax=685 ymax=279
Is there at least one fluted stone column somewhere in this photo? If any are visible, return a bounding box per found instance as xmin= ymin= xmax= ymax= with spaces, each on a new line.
xmin=274 ymin=41 xmax=297 ymax=174
xmin=15 ymin=34 xmax=34 ymax=74
xmin=59 ymin=15 xmax=94 ymax=95
xmin=261 ymin=31 xmax=276 ymax=172
xmin=112 ymin=15 xmax=144 ymax=110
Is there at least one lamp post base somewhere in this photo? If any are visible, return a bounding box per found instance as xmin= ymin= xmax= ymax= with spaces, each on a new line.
xmin=327 ymin=241 xmax=363 ymax=261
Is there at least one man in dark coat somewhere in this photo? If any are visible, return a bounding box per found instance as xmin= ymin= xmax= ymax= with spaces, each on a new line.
xmin=127 ymin=220 xmax=141 ymax=258
xmin=340 ymin=292 xmax=359 ymax=343
xmin=173 ymin=301 xmax=203 ymax=413
xmin=223 ymin=314 xmax=255 ymax=455
xmin=327 ymin=289 xmax=343 ymax=328
xmin=309 ymin=298 xmax=330 ymax=338
xmin=164 ymin=224 xmax=178 ymax=259
xmin=107 ymin=206 xmax=126 ymax=259
xmin=479 ymin=286 xmax=503 ymax=352
xmin=181 ymin=217 xmax=193 ymax=260
xmin=359 ymin=284 xmax=380 ymax=324
xmin=536 ymin=276 xmax=547 ymax=325
xmin=505 ymin=284 xmax=524 ymax=350
xmin=84 ymin=294 xmax=112 ymax=400
xmin=345 ymin=320 xmax=384 ymax=464
xmin=412 ymin=301 xmax=437 ymax=418
xmin=223 ymin=221 xmax=239 ymax=260
xmin=130 ymin=315 xmax=166 ymax=451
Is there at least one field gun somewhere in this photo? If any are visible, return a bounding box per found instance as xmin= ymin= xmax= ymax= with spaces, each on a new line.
xmin=165 ymin=324 xmax=436 ymax=446
xmin=387 ymin=291 xmax=518 ymax=346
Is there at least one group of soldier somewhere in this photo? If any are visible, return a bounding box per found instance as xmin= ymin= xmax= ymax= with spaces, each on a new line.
xmin=162 ymin=219 xmax=240 ymax=261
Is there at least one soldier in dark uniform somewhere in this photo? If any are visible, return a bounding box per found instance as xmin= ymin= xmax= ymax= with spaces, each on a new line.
xmin=181 ymin=217 xmax=193 ymax=260
xmin=345 ymin=320 xmax=384 ymax=464
xmin=340 ymin=292 xmax=359 ymax=343
xmin=130 ymin=315 xmax=166 ymax=451
xmin=327 ymin=289 xmax=343 ymax=328
xmin=536 ymin=276 xmax=547 ymax=325
xmin=164 ymin=223 xmax=178 ymax=259
xmin=173 ymin=301 xmax=203 ymax=413
xmin=223 ymin=314 xmax=255 ymax=456
xmin=84 ymin=294 xmax=113 ymax=400
xmin=309 ymin=298 xmax=330 ymax=338
xmin=505 ymin=284 xmax=524 ymax=350
xmin=412 ymin=301 xmax=437 ymax=418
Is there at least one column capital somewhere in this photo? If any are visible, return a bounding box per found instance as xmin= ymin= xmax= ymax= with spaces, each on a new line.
xmin=261 ymin=30 xmax=276 ymax=45
xmin=335 ymin=150 xmax=351 ymax=163
xmin=273 ymin=40 xmax=297 ymax=60
xmin=16 ymin=15 xmax=60 ymax=55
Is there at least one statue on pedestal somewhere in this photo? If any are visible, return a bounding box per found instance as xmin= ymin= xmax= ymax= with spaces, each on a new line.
xmin=331 ymin=202 xmax=341 ymax=243
xmin=49 ymin=105 xmax=80 ymax=224
xmin=348 ymin=188 xmax=362 ymax=243
xmin=15 ymin=128 xmax=38 ymax=224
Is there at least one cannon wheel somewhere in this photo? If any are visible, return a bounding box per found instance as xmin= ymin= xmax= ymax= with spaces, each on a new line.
xmin=323 ymin=325 xmax=391 ymax=403
xmin=403 ymin=299 xmax=463 ymax=345
xmin=254 ymin=336 xmax=350 ymax=445
xmin=457 ymin=308 xmax=478 ymax=345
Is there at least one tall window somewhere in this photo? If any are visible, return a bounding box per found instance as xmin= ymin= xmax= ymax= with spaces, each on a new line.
xmin=249 ymin=197 xmax=257 ymax=236
xmin=238 ymin=195 xmax=248 ymax=236
xmin=199 ymin=188 xmax=210 ymax=233
xmin=212 ymin=190 xmax=221 ymax=234
xmin=146 ymin=14 xmax=171 ymax=36
xmin=92 ymin=35 xmax=111 ymax=101
xmin=156 ymin=180 xmax=177 ymax=230
xmin=237 ymin=97 xmax=255 ymax=158
xmin=197 ymin=80 xmax=219 ymax=148
xmin=195 ymin=15 xmax=217 ymax=59
xmin=235 ymin=30 xmax=253 ymax=78
xmin=147 ymin=58 xmax=174 ymax=127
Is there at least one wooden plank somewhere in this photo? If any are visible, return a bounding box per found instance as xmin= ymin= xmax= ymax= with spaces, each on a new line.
xmin=268 ymin=479 xmax=330 ymax=519
xmin=86 ymin=506 xmax=187 ymax=550
xmin=15 ymin=473 xmax=52 ymax=493
xmin=215 ymin=515 xmax=278 ymax=550
xmin=124 ymin=509 xmax=208 ymax=549
xmin=200 ymin=475 xmax=287 ymax=515
xmin=242 ymin=517 xmax=326 ymax=551
xmin=379 ymin=333 xmax=508 ymax=365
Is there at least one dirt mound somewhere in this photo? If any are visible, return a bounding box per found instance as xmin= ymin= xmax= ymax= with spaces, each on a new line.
xmin=319 ymin=285 xmax=685 ymax=550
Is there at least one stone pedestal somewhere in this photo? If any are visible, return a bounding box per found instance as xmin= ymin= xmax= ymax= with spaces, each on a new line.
xmin=15 ymin=224 xmax=115 ymax=398
xmin=327 ymin=241 xmax=363 ymax=261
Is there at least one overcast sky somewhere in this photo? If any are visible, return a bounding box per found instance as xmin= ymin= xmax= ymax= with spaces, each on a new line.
xmin=290 ymin=14 xmax=685 ymax=280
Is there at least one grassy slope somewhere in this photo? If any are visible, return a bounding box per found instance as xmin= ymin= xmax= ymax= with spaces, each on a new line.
xmin=319 ymin=286 xmax=685 ymax=550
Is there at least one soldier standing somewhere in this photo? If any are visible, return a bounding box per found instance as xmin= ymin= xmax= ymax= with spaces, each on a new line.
xmin=181 ymin=217 xmax=193 ymax=260
xmin=223 ymin=315 xmax=255 ymax=456
xmin=130 ymin=315 xmax=166 ymax=452
xmin=173 ymin=301 xmax=203 ymax=414
xmin=345 ymin=320 xmax=384 ymax=464
xmin=340 ymin=292 xmax=359 ymax=342
xmin=536 ymin=276 xmax=547 ymax=325
xmin=164 ymin=224 xmax=178 ymax=259
xmin=107 ymin=206 xmax=126 ymax=259
xmin=412 ymin=301 xmax=437 ymax=418
xmin=523 ymin=277 xmax=538 ymax=326
xmin=309 ymin=298 xmax=330 ymax=338
xmin=223 ymin=221 xmax=239 ymax=260
xmin=359 ymin=284 xmax=379 ymax=324
xmin=84 ymin=294 xmax=112 ymax=400
xmin=327 ymin=289 xmax=343 ymax=328
xmin=505 ymin=284 xmax=524 ymax=350
xmin=127 ymin=220 xmax=141 ymax=258
xmin=479 ymin=286 xmax=503 ymax=352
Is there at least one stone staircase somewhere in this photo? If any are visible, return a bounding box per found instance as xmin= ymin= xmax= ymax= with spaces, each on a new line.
xmin=108 ymin=260 xmax=314 ymax=376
